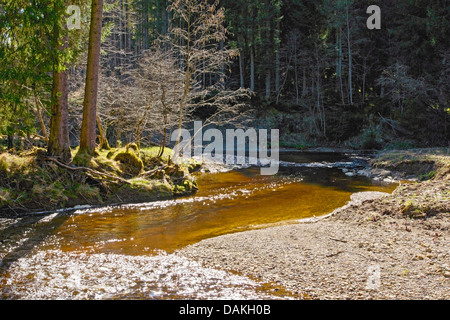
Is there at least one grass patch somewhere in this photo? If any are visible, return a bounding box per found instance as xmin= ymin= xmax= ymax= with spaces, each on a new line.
xmin=372 ymin=148 xmax=450 ymax=180
xmin=0 ymin=151 xmax=36 ymax=177
xmin=140 ymin=146 xmax=173 ymax=167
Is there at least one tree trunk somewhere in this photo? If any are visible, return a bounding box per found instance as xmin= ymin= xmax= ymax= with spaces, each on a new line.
xmin=7 ymin=135 xmax=14 ymax=150
xmin=162 ymin=1 xmax=168 ymax=35
xmin=293 ymin=33 xmax=299 ymax=104
xmin=275 ymin=49 xmax=280 ymax=98
xmin=79 ymin=0 xmax=104 ymax=155
xmin=48 ymin=7 xmax=71 ymax=163
xmin=118 ymin=0 xmax=123 ymax=65
xmin=125 ymin=0 xmax=131 ymax=53
xmin=337 ymin=27 xmax=345 ymax=104
xmin=302 ymin=67 xmax=307 ymax=97
xmin=265 ymin=70 xmax=271 ymax=99
xmin=48 ymin=68 xmax=71 ymax=162
xmin=346 ymin=1 xmax=353 ymax=105
xmin=219 ymin=40 xmax=225 ymax=90
xmin=250 ymin=46 xmax=255 ymax=92
xmin=362 ymin=59 xmax=367 ymax=104
xmin=239 ymin=47 xmax=245 ymax=89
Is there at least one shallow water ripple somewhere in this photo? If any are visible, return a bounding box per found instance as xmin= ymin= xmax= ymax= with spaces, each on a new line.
xmin=2 ymin=249 xmax=285 ymax=300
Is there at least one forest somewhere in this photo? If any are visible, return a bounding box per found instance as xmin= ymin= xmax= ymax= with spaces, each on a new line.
xmin=0 ymin=0 xmax=450 ymax=212
xmin=1 ymin=0 xmax=450 ymax=301
xmin=1 ymin=0 xmax=449 ymax=157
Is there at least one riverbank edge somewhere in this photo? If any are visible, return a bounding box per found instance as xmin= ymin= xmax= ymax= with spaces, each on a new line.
xmin=180 ymin=148 xmax=450 ymax=299
xmin=0 ymin=146 xmax=201 ymax=217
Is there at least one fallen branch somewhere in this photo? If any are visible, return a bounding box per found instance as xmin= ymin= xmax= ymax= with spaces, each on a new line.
xmin=43 ymin=157 xmax=132 ymax=185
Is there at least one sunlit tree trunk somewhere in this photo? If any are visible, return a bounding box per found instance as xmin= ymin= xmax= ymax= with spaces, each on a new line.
xmin=48 ymin=65 xmax=71 ymax=162
xmin=79 ymin=0 xmax=104 ymax=155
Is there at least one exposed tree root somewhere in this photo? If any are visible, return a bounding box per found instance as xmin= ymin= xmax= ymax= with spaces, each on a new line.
xmin=42 ymin=157 xmax=132 ymax=185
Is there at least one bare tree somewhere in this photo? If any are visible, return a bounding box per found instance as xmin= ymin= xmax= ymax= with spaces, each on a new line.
xmin=132 ymin=48 xmax=183 ymax=155
xmin=376 ymin=63 xmax=426 ymax=114
xmin=163 ymin=0 xmax=250 ymax=144
xmin=97 ymin=72 xmax=143 ymax=147
xmin=93 ymin=0 xmax=251 ymax=157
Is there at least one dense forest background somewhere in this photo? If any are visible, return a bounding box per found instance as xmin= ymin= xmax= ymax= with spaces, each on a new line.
xmin=1 ymin=0 xmax=449 ymax=157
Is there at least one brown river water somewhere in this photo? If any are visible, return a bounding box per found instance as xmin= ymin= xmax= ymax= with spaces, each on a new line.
xmin=0 ymin=151 xmax=396 ymax=299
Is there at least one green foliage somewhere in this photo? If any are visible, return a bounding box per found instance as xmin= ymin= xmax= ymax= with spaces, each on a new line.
xmin=31 ymin=181 xmax=68 ymax=205
xmin=140 ymin=147 xmax=173 ymax=167
xmin=0 ymin=0 xmax=89 ymax=148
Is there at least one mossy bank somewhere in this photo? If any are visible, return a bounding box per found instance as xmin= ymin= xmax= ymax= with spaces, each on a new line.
xmin=0 ymin=145 xmax=202 ymax=217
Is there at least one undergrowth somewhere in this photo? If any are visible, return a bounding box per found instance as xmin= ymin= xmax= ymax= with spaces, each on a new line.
xmin=0 ymin=145 xmax=200 ymax=215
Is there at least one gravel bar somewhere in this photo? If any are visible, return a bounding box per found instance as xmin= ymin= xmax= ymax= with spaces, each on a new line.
xmin=180 ymin=183 xmax=450 ymax=300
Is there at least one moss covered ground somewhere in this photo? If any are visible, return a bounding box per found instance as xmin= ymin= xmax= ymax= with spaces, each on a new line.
xmin=366 ymin=148 xmax=449 ymax=221
xmin=0 ymin=145 xmax=201 ymax=216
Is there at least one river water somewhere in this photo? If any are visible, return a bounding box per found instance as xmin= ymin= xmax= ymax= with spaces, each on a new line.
xmin=0 ymin=151 xmax=396 ymax=299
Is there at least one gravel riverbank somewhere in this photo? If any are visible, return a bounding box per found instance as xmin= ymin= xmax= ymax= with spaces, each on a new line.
xmin=180 ymin=178 xmax=450 ymax=300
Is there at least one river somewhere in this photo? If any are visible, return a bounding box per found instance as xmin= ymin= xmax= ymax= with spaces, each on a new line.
xmin=0 ymin=151 xmax=396 ymax=299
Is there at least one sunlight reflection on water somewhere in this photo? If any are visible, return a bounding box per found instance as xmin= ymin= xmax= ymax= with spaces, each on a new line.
xmin=2 ymin=249 xmax=285 ymax=300
xmin=1 ymin=151 xmax=397 ymax=299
